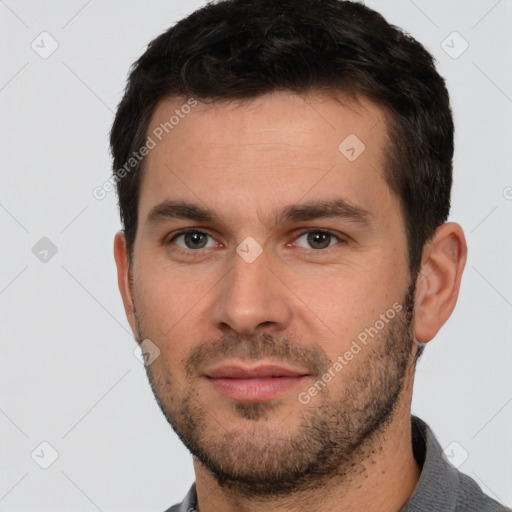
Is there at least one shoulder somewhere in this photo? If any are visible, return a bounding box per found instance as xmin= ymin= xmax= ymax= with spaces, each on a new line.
xmin=162 ymin=506 xmax=180 ymax=512
xmin=161 ymin=482 xmax=197 ymax=512
xmin=402 ymin=416 xmax=511 ymax=512
xmin=455 ymin=472 xmax=511 ymax=512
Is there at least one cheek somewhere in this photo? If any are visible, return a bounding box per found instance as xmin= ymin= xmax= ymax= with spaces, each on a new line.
xmin=134 ymin=264 xmax=209 ymax=341
xmin=289 ymin=258 xmax=405 ymax=355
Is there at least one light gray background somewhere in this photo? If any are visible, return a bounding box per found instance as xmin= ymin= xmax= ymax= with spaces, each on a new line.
xmin=1 ymin=1 xmax=511 ymax=510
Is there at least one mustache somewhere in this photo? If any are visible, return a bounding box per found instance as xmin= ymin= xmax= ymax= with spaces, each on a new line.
xmin=185 ymin=332 xmax=331 ymax=379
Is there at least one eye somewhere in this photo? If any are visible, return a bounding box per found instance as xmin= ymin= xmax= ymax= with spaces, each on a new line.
xmin=294 ymin=230 xmax=341 ymax=250
xmin=170 ymin=230 xmax=218 ymax=250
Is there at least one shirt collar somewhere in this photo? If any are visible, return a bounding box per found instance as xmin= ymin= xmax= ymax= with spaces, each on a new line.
xmin=399 ymin=415 xmax=460 ymax=511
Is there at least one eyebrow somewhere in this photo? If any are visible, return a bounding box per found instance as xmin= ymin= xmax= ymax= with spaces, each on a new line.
xmin=145 ymin=198 xmax=373 ymax=228
xmin=278 ymin=198 xmax=372 ymax=226
xmin=147 ymin=200 xmax=219 ymax=226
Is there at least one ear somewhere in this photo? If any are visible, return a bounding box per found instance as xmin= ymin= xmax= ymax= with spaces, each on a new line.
xmin=413 ymin=222 xmax=467 ymax=343
xmin=113 ymin=231 xmax=138 ymax=339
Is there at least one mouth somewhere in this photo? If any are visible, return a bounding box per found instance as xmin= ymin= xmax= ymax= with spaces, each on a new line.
xmin=204 ymin=362 xmax=310 ymax=401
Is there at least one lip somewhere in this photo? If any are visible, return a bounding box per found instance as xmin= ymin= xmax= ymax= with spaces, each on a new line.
xmin=204 ymin=362 xmax=310 ymax=401
xmin=205 ymin=363 xmax=309 ymax=379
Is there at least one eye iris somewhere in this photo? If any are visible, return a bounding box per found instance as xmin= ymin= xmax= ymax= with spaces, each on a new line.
xmin=307 ymin=232 xmax=331 ymax=249
xmin=184 ymin=232 xmax=207 ymax=249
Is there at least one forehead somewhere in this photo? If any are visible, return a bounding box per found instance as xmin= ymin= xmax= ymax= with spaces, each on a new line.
xmin=139 ymin=90 xmax=393 ymax=225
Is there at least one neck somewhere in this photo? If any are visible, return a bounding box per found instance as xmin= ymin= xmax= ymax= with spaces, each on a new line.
xmin=193 ymin=372 xmax=420 ymax=512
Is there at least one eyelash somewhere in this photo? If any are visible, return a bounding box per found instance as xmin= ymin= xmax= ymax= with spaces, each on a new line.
xmin=166 ymin=228 xmax=346 ymax=253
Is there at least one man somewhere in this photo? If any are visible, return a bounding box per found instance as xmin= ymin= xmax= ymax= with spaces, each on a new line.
xmin=110 ymin=1 xmax=510 ymax=511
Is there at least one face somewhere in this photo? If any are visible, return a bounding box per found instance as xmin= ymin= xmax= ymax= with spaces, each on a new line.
xmin=121 ymin=91 xmax=417 ymax=495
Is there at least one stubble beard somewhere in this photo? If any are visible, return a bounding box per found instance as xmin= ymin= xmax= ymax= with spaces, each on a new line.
xmin=136 ymin=283 xmax=416 ymax=498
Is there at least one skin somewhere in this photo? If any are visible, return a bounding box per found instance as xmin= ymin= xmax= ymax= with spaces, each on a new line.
xmin=114 ymin=90 xmax=467 ymax=512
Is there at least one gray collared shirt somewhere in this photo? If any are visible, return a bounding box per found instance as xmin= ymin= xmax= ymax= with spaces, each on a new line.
xmin=164 ymin=415 xmax=511 ymax=512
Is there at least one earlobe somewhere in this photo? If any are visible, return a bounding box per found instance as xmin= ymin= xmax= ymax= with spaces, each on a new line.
xmin=413 ymin=222 xmax=467 ymax=343
xmin=113 ymin=231 xmax=138 ymax=339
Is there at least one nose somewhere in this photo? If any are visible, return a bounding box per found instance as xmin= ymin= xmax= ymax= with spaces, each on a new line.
xmin=210 ymin=245 xmax=293 ymax=337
